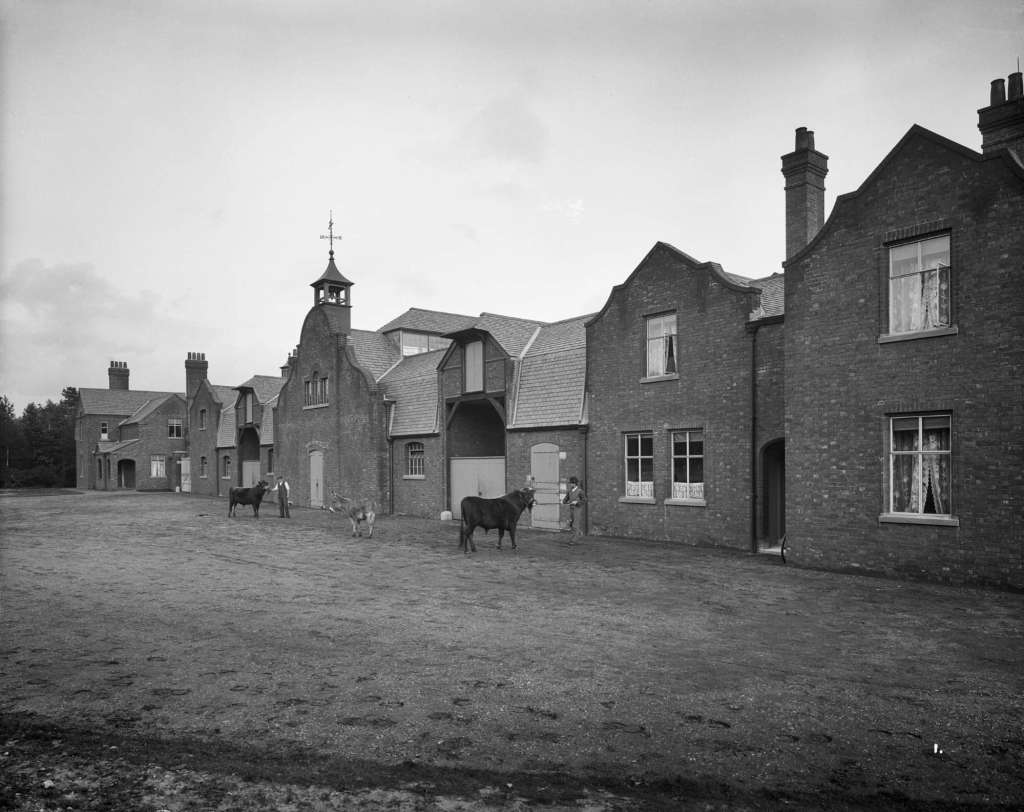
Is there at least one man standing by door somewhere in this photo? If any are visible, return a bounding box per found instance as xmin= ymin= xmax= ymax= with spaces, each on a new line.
xmin=275 ymin=475 xmax=291 ymax=518
xmin=562 ymin=476 xmax=585 ymax=543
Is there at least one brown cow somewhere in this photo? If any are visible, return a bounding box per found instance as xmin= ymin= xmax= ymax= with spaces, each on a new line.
xmin=328 ymin=491 xmax=377 ymax=537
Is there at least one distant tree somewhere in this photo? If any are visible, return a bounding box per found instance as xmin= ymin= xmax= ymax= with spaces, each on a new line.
xmin=1 ymin=387 xmax=80 ymax=488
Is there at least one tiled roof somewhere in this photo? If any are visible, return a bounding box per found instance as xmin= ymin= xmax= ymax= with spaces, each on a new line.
xmin=348 ymin=329 xmax=402 ymax=381
xmin=380 ymin=350 xmax=442 ymax=436
xmin=310 ymin=254 xmax=353 ymax=287
xmin=261 ymin=395 xmax=278 ymax=445
xmin=119 ymin=393 xmax=181 ymax=426
xmin=79 ymin=388 xmax=178 ymax=416
xmin=97 ymin=438 xmax=139 ymax=454
xmin=378 ymin=307 xmax=478 ymax=335
xmin=237 ymin=375 xmax=286 ymax=403
xmin=472 ymin=313 xmax=545 ymax=358
xmin=211 ymin=385 xmax=238 ymax=406
xmin=510 ymin=315 xmax=590 ymax=429
xmin=217 ymin=407 xmax=236 ymax=449
xmin=749 ymin=273 xmax=785 ymax=319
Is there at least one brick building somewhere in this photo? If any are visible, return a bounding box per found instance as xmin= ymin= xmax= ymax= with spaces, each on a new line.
xmin=783 ymin=73 xmax=1024 ymax=588
xmin=76 ymin=361 xmax=187 ymax=491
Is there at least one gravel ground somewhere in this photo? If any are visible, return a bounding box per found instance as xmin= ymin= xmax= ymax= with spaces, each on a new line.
xmin=1 ymin=490 xmax=1022 ymax=810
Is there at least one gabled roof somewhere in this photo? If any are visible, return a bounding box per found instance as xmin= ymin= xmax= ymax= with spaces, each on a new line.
xmin=380 ymin=350 xmax=444 ymax=436
xmin=510 ymin=315 xmax=590 ymax=429
xmin=348 ymin=329 xmax=403 ymax=381
xmin=119 ymin=393 xmax=183 ymax=426
xmin=79 ymin=388 xmax=179 ymax=416
xmin=445 ymin=312 xmax=546 ymax=358
xmin=378 ymin=307 xmax=478 ymax=335
xmin=236 ymin=375 xmax=286 ymax=403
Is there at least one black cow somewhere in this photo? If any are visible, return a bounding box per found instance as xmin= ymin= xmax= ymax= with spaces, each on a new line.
xmin=459 ymin=487 xmax=536 ymax=553
xmin=228 ymin=480 xmax=270 ymax=518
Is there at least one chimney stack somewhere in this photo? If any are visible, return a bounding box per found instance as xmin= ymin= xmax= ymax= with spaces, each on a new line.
xmin=185 ymin=352 xmax=209 ymax=415
xmin=108 ymin=360 xmax=130 ymax=390
xmin=979 ymin=70 xmax=1024 ymax=158
xmin=781 ymin=127 xmax=829 ymax=260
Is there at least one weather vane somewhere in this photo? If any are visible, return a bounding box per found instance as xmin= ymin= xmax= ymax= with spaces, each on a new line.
xmin=319 ymin=210 xmax=341 ymax=256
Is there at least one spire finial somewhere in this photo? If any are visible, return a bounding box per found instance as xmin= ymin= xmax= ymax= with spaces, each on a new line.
xmin=319 ymin=210 xmax=341 ymax=258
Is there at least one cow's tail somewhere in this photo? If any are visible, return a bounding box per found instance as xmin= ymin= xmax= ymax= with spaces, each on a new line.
xmin=458 ymin=505 xmax=466 ymax=550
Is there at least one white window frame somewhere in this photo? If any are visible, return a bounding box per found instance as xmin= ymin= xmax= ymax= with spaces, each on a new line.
xmin=644 ymin=312 xmax=678 ymax=379
xmin=222 ymin=456 xmax=232 ymax=480
xmin=100 ymin=421 xmax=108 ymax=440
xmin=668 ymin=429 xmax=705 ymax=504
xmin=622 ymin=432 xmax=654 ymax=501
xmin=168 ymin=418 xmax=183 ymax=438
xmin=882 ymin=413 xmax=958 ymax=526
xmin=887 ymin=234 xmax=952 ymax=337
xmin=150 ymin=455 xmax=166 ymax=478
xmin=405 ymin=441 xmax=425 ymax=478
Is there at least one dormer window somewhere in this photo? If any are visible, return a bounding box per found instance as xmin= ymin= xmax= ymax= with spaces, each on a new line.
xmin=243 ymin=392 xmax=254 ymax=424
xmin=401 ymin=331 xmax=449 ymax=356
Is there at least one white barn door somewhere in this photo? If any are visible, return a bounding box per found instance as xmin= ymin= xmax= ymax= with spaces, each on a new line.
xmin=530 ymin=443 xmax=560 ymax=529
xmin=450 ymin=457 xmax=505 ymax=513
xmin=242 ymin=461 xmax=261 ymax=487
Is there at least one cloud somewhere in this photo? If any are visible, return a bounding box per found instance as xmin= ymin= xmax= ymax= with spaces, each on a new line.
xmin=0 ymin=260 xmax=212 ymax=410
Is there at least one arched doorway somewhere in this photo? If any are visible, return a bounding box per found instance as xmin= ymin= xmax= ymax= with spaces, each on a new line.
xmin=117 ymin=459 xmax=136 ymax=490
xmin=762 ymin=439 xmax=785 ymax=547
xmin=238 ymin=427 xmax=261 ymax=486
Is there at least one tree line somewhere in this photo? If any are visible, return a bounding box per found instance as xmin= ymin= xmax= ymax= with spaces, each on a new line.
xmin=0 ymin=388 xmax=79 ymax=488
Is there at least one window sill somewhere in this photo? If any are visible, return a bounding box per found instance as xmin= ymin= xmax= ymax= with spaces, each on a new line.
xmin=879 ymin=513 xmax=960 ymax=527
xmin=619 ymin=496 xmax=656 ymax=505
xmin=878 ymin=325 xmax=958 ymax=344
xmin=640 ymin=373 xmax=679 ymax=384
xmin=403 ymin=474 xmax=425 ymax=480
xmin=664 ymin=498 xmax=707 ymax=507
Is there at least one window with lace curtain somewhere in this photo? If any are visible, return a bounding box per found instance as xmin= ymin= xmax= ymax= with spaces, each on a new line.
xmin=888 ymin=235 xmax=950 ymax=335
xmin=624 ymin=432 xmax=654 ymax=498
xmin=645 ymin=313 xmax=677 ymax=378
xmin=889 ymin=415 xmax=951 ymax=516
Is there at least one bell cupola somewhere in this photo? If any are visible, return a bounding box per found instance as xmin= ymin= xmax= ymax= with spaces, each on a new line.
xmin=310 ymin=212 xmax=354 ymax=329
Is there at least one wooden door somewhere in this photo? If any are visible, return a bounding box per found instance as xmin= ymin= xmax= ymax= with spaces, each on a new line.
xmin=450 ymin=457 xmax=505 ymax=512
xmin=309 ymin=450 xmax=324 ymax=508
xmin=530 ymin=443 xmax=560 ymax=529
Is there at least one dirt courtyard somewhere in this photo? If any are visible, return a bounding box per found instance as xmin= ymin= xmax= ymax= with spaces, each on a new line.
xmin=1 ymin=490 xmax=1022 ymax=810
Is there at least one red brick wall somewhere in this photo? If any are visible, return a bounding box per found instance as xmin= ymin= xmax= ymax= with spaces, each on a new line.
xmin=585 ymin=245 xmax=758 ymax=549
xmin=784 ymin=132 xmax=1024 ymax=588
xmin=274 ymin=308 xmax=388 ymax=509
xmin=391 ymin=435 xmax=443 ymax=517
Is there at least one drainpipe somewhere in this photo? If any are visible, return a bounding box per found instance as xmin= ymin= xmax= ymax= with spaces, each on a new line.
xmin=749 ymin=323 xmax=759 ymax=554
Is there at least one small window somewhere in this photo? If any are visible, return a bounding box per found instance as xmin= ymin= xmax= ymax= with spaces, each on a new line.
xmin=464 ymin=340 xmax=484 ymax=392
xmin=244 ymin=393 xmax=254 ymax=424
xmin=624 ymin=432 xmax=654 ymax=498
xmin=304 ymin=374 xmax=329 ymax=407
xmin=402 ymin=332 xmax=430 ymax=356
xmin=671 ymin=430 xmax=704 ymax=500
xmin=168 ymin=418 xmax=183 ymax=438
xmin=646 ymin=313 xmax=677 ymax=377
xmin=223 ymin=456 xmax=232 ymax=479
xmin=889 ymin=235 xmax=950 ymax=334
xmin=151 ymin=455 xmax=166 ymax=478
xmin=405 ymin=442 xmax=425 ymax=477
xmin=199 ymin=409 xmax=207 ymax=430
xmin=100 ymin=421 xmax=109 ymax=440
xmin=200 ymin=456 xmax=208 ymax=478
xmin=890 ymin=415 xmax=951 ymax=515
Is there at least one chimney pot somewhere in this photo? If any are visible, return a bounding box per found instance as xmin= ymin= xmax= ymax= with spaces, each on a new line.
xmin=1009 ymin=71 xmax=1023 ymax=101
xmin=795 ymin=126 xmax=815 ymax=151
xmin=991 ymin=78 xmax=1007 ymax=105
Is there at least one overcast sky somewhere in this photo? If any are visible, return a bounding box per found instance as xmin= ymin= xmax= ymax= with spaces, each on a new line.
xmin=1 ymin=0 xmax=1021 ymax=412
